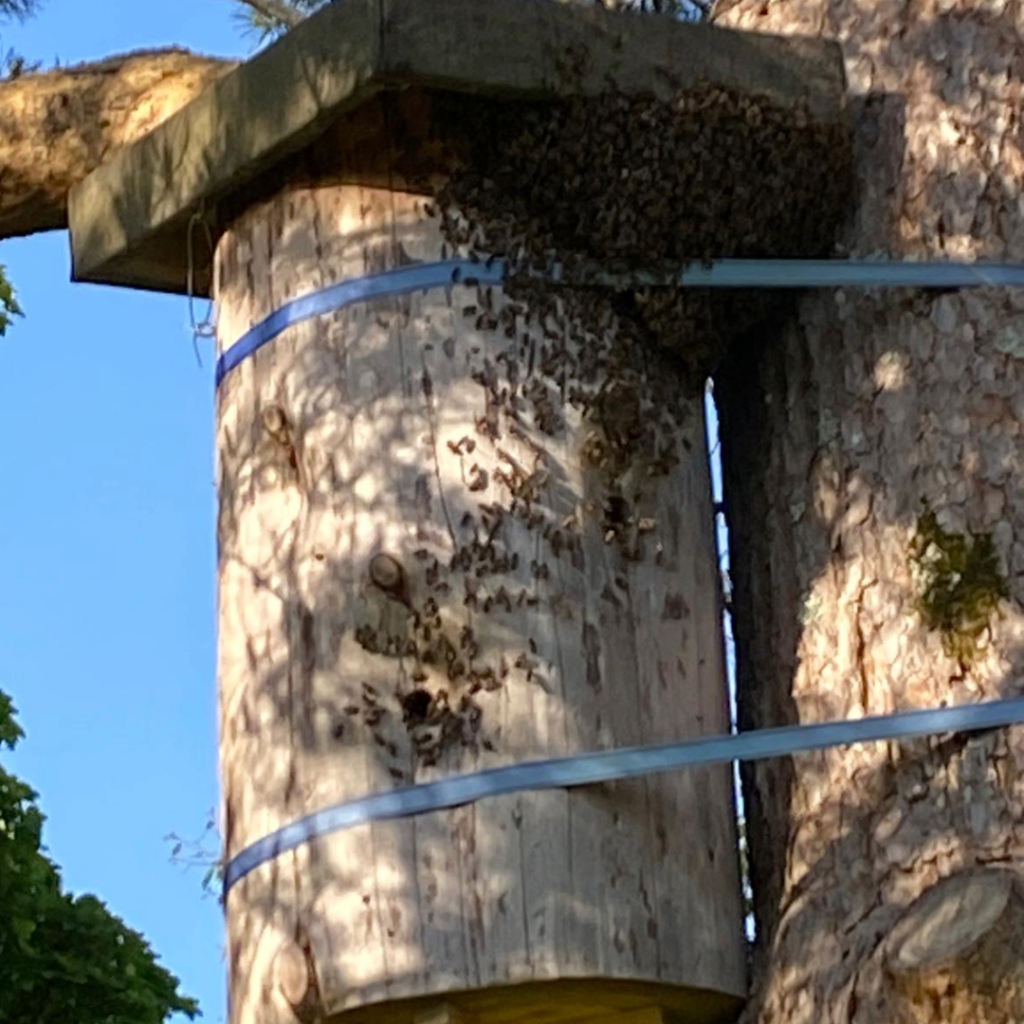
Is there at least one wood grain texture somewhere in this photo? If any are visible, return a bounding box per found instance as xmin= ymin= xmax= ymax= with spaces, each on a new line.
xmin=215 ymin=178 xmax=745 ymax=1024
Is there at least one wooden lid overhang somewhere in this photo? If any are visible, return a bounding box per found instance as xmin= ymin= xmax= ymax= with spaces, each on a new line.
xmin=68 ymin=0 xmax=848 ymax=297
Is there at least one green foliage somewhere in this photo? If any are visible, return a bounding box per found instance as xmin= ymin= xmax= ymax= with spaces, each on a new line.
xmin=2 ymin=47 xmax=42 ymax=76
xmin=736 ymin=814 xmax=753 ymax=926
xmin=1 ymin=0 xmax=43 ymax=77
xmin=0 ymin=264 xmax=24 ymax=336
xmin=165 ymin=812 xmax=224 ymax=902
xmin=233 ymin=0 xmax=324 ymax=41
xmin=0 ymin=690 xmax=199 ymax=1024
xmin=0 ymin=0 xmax=39 ymax=327
xmin=0 ymin=0 xmax=40 ymax=20
xmin=909 ymin=510 xmax=1009 ymax=667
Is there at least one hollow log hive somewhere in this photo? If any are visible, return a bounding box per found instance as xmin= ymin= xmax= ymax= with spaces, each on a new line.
xmin=67 ymin=2 xmax=852 ymax=1023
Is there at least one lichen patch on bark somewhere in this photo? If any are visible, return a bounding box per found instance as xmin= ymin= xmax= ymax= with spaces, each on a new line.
xmin=909 ymin=510 xmax=1009 ymax=670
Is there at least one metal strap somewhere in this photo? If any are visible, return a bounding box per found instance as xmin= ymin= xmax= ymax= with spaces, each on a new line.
xmin=214 ymin=259 xmax=505 ymax=387
xmin=222 ymin=695 xmax=1024 ymax=895
xmin=215 ymin=255 xmax=1024 ymax=891
xmin=564 ymin=258 xmax=1024 ymax=290
xmin=213 ymin=258 xmax=1024 ymax=387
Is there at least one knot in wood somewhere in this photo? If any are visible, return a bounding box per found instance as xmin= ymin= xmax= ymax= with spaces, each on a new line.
xmin=369 ymin=552 xmax=406 ymax=595
xmin=261 ymin=404 xmax=289 ymax=438
xmin=273 ymin=939 xmax=319 ymax=1022
xmin=401 ymin=687 xmax=433 ymax=725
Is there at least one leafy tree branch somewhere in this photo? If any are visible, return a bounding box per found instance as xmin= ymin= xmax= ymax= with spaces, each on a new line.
xmin=0 ymin=690 xmax=199 ymax=1024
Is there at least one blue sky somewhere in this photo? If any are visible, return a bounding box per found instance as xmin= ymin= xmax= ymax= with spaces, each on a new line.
xmin=0 ymin=3 xmax=255 ymax=1020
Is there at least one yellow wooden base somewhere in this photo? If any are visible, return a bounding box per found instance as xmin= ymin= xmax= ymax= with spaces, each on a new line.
xmin=331 ymin=979 xmax=744 ymax=1024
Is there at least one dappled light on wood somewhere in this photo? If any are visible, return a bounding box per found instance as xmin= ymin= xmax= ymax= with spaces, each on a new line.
xmin=50 ymin=2 xmax=1024 ymax=1023
xmin=215 ymin=183 xmax=746 ymax=1024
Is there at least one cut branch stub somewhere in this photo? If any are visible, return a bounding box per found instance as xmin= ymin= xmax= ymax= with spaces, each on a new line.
xmin=885 ymin=869 xmax=1024 ymax=1024
xmin=368 ymin=553 xmax=409 ymax=602
xmin=274 ymin=941 xmax=311 ymax=1006
xmin=272 ymin=937 xmax=320 ymax=1024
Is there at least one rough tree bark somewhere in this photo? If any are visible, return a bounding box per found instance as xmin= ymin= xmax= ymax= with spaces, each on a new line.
xmin=711 ymin=2 xmax=1024 ymax=1023
xmin=0 ymin=49 xmax=232 ymax=239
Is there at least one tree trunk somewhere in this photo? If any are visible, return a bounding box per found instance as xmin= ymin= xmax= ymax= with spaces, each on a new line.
xmin=710 ymin=2 xmax=1024 ymax=1023
xmin=0 ymin=49 xmax=232 ymax=239
xmin=215 ymin=178 xmax=746 ymax=1024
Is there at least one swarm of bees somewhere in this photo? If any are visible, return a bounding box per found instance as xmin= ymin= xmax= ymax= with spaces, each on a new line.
xmin=432 ymin=83 xmax=852 ymax=387
xmin=339 ymin=83 xmax=851 ymax=774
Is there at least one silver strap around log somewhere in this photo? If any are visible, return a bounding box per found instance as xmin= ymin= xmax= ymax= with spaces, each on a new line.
xmin=214 ymin=257 xmax=1024 ymax=387
xmin=222 ymin=696 xmax=1024 ymax=895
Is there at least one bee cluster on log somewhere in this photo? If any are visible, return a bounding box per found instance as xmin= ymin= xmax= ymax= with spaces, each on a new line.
xmin=337 ymin=83 xmax=851 ymax=773
xmin=432 ymin=83 xmax=852 ymax=385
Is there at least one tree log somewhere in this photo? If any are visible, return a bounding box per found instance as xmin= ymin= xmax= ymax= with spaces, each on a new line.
xmin=0 ymin=49 xmax=233 ymax=240
xmin=215 ymin=178 xmax=746 ymax=1024
xmin=710 ymin=1 xmax=1024 ymax=1023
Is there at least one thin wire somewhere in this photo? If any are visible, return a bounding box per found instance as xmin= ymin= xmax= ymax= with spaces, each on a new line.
xmin=186 ymin=205 xmax=217 ymax=367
